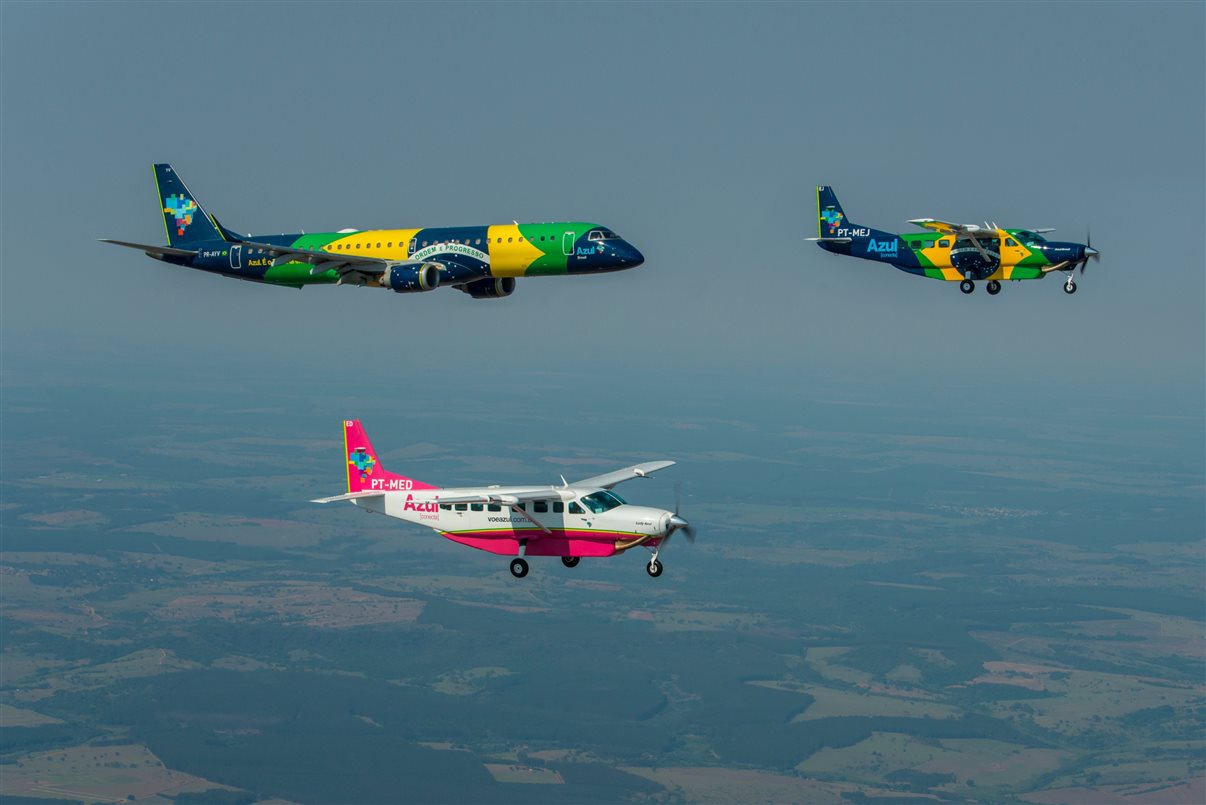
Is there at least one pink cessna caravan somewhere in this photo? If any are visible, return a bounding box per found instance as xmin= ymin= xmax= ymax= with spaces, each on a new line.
xmin=313 ymin=420 xmax=693 ymax=578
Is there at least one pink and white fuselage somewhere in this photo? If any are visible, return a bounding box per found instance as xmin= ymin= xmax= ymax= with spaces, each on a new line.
xmin=313 ymin=420 xmax=689 ymax=578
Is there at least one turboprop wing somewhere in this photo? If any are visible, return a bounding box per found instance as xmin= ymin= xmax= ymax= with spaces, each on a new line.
xmin=573 ymin=461 xmax=676 ymax=489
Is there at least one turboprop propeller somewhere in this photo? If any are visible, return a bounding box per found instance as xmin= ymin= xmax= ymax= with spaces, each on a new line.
xmin=1080 ymin=229 xmax=1100 ymax=274
xmin=666 ymin=483 xmax=696 ymax=544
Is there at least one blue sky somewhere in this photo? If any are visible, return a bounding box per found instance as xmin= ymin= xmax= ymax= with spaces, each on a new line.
xmin=2 ymin=2 xmax=1202 ymax=414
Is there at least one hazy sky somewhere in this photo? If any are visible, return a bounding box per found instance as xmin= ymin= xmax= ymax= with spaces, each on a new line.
xmin=2 ymin=1 xmax=1203 ymax=414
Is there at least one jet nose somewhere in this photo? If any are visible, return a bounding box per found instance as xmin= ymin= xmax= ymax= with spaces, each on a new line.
xmin=619 ymin=241 xmax=644 ymax=267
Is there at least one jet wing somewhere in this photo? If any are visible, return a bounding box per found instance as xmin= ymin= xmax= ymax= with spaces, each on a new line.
xmin=235 ymin=239 xmax=438 ymax=278
xmin=573 ymin=461 xmax=676 ymax=489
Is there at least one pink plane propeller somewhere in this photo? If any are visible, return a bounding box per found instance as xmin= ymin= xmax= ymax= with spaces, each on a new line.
xmin=313 ymin=420 xmax=692 ymax=578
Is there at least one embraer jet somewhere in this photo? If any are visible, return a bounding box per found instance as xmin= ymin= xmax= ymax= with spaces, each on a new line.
xmin=809 ymin=186 xmax=1099 ymax=295
xmin=102 ymin=164 xmax=644 ymax=299
xmin=313 ymin=421 xmax=692 ymax=578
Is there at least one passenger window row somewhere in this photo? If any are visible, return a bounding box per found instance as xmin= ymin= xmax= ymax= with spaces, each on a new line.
xmin=331 ymin=233 xmax=567 ymax=252
xmin=437 ymin=501 xmax=569 ymax=513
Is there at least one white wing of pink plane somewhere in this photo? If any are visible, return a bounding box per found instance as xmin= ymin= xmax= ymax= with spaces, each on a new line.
xmin=312 ymin=420 xmax=691 ymax=578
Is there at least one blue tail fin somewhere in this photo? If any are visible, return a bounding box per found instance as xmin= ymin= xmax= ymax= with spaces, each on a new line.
xmin=816 ymin=186 xmax=858 ymax=238
xmin=154 ymin=164 xmax=223 ymax=247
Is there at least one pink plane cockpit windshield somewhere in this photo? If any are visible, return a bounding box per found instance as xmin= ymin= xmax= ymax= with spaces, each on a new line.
xmin=581 ymin=490 xmax=626 ymax=514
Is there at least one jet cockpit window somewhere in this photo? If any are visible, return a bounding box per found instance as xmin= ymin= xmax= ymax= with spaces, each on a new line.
xmin=587 ymin=229 xmax=620 ymax=241
xmin=581 ymin=490 xmax=625 ymax=514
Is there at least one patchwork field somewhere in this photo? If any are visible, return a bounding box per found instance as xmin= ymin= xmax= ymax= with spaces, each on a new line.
xmin=0 ymin=743 xmax=235 ymax=803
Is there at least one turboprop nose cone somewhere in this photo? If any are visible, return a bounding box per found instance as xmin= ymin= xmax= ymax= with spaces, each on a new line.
xmin=1085 ymin=246 xmax=1099 ymax=258
xmin=669 ymin=514 xmax=690 ymax=530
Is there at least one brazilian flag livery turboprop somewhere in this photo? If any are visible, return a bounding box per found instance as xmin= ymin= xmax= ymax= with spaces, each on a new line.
xmin=102 ymin=164 xmax=644 ymax=299
xmin=809 ymin=186 xmax=1100 ymax=296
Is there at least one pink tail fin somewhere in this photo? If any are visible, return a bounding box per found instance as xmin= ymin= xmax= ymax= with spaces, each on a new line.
xmin=342 ymin=420 xmax=439 ymax=493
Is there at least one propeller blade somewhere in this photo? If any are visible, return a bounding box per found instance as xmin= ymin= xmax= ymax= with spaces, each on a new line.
xmin=1080 ymin=227 xmax=1100 ymax=274
xmin=669 ymin=482 xmax=696 ymax=543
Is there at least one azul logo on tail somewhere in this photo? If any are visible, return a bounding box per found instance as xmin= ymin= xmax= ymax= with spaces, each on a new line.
xmin=348 ymin=447 xmax=376 ymax=482
xmin=821 ymin=207 xmax=844 ymax=234
xmin=163 ymin=194 xmax=198 ymax=236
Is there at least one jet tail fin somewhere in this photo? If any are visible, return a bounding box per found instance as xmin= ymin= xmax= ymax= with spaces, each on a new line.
xmin=154 ymin=163 xmax=223 ymax=247
xmin=342 ymin=420 xmax=440 ymax=493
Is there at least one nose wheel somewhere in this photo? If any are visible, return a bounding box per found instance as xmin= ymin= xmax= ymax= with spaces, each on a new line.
xmin=959 ymin=280 xmax=974 ymax=294
xmin=509 ymin=558 xmax=529 ymax=578
xmin=986 ymin=280 xmax=1001 ymax=295
xmin=1064 ymin=278 xmax=1077 ymax=294
xmin=561 ymin=556 xmax=580 ymax=568
xmin=646 ymin=559 xmax=663 ymax=578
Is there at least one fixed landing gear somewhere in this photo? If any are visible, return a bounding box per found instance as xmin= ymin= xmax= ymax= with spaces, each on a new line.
xmin=959 ymin=280 xmax=975 ymax=294
xmin=646 ymin=559 xmax=663 ymax=578
xmin=561 ymin=556 xmax=580 ymax=568
xmin=1064 ymin=278 xmax=1077 ymax=294
xmin=509 ymin=558 xmax=529 ymax=578
xmin=986 ymin=280 xmax=1001 ymax=295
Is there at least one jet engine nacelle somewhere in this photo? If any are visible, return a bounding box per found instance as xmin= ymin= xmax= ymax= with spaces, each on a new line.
xmin=459 ymin=277 xmax=516 ymax=299
xmin=385 ymin=263 xmax=441 ymax=293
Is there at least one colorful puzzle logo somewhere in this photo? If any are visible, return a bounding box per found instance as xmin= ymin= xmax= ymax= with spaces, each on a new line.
xmin=821 ymin=207 xmax=844 ymax=234
xmin=348 ymin=448 xmax=376 ymax=483
xmin=163 ymin=194 xmax=198 ymax=236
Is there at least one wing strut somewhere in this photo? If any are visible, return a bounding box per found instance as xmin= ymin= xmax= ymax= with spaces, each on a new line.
xmin=509 ymin=504 xmax=551 ymax=534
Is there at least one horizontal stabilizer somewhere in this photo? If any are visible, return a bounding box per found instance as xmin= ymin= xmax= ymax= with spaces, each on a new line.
xmin=99 ymin=239 xmax=198 ymax=258
xmin=311 ymin=491 xmax=386 ymax=504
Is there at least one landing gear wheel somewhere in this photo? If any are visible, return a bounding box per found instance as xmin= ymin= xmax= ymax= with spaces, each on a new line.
xmin=959 ymin=280 xmax=975 ymax=294
xmin=509 ymin=558 xmax=529 ymax=578
xmin=986 ymin=280 xmax=1001 ymax=295
xmin=646 ymin=559 xmax=663 ymax=578
xmin=561 ymin=556 xmax=580 ymax=568
xmin=1064 ymin=279 xmax=1077 ymax=294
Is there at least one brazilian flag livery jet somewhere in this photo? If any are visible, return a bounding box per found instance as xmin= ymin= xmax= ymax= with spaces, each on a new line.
xmin=810 ymin=187 xmax=1099 ymax=295
xmin=102 ymin=165 xmax=644 ymax=299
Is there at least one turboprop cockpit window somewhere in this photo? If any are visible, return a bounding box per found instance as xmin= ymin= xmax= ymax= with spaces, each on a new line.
xmin=581 ymin=490 xmax=625 ymax=513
